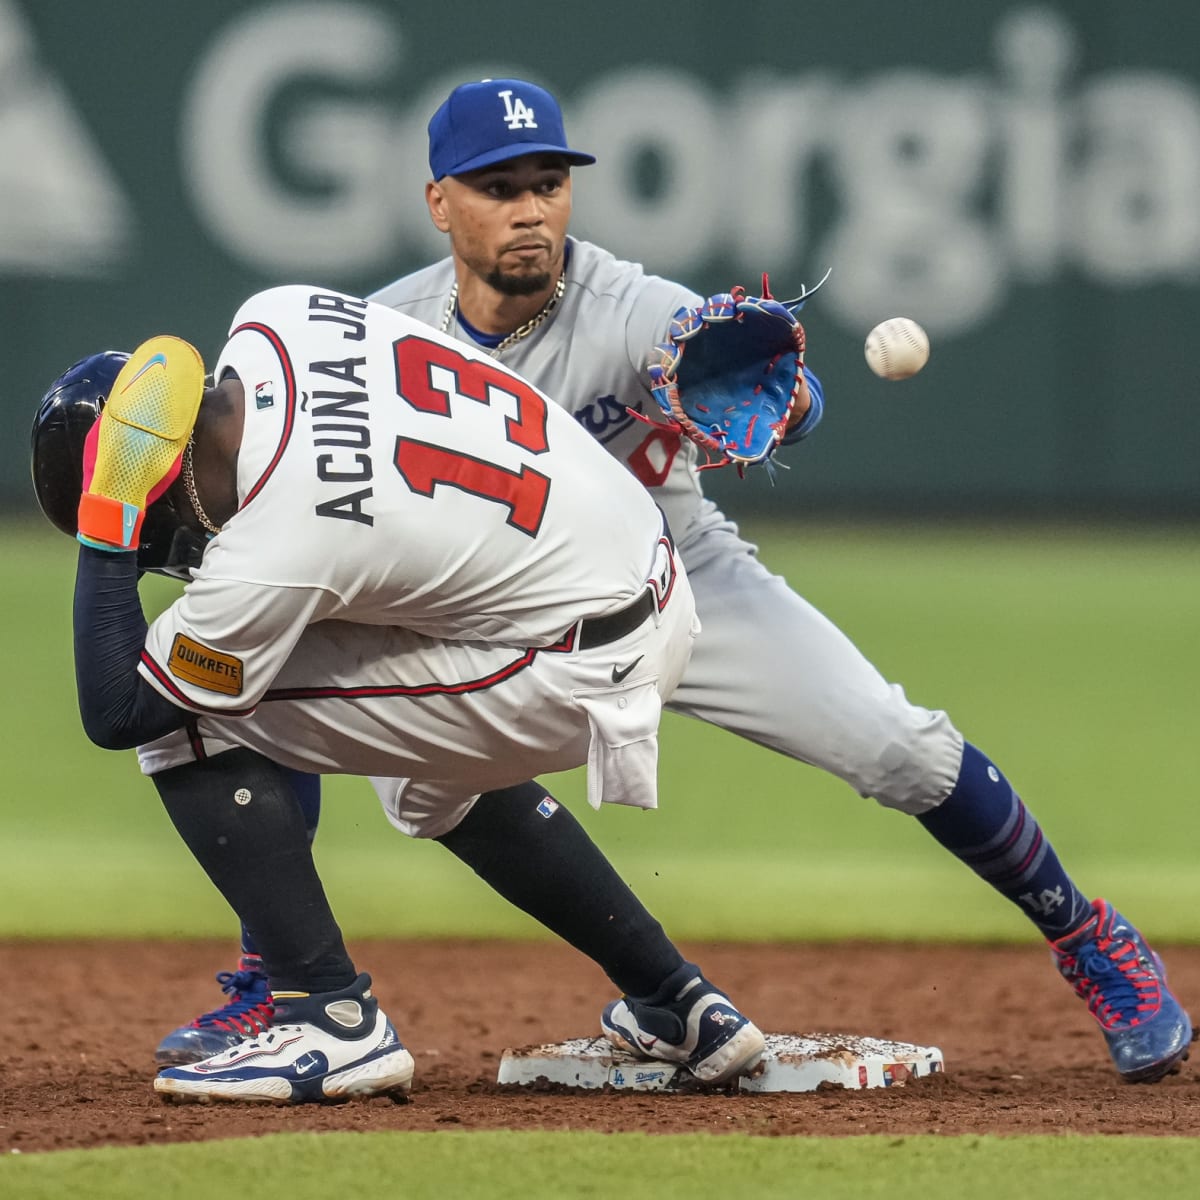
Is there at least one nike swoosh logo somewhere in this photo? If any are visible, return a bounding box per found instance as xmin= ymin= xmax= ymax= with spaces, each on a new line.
xmin=611 ymin=656 xmax=643 ymax=684
xmin=121 ymin=352 xmax=167 ymax=392
xmin=193 ymin=1032 xmax=303 ymax=1072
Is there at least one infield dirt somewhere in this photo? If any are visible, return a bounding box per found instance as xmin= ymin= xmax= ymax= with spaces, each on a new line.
xmin=3 ymin=939 xmax=1199 ymax=1152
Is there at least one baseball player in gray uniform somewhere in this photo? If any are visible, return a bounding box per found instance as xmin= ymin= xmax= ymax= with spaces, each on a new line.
xmin=36 ymin=292 xmax=768 ymax=1101
xmin=160 ymin=77 xmax=1191 ymax=1085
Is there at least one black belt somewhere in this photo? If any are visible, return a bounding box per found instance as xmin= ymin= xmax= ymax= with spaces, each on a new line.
xmin=577 ymin=588 xmax=657 ymax=650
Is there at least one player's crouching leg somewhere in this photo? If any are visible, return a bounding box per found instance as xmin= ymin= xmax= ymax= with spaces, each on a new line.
xmin=154 ymin=973 xmax=413 ymax=1104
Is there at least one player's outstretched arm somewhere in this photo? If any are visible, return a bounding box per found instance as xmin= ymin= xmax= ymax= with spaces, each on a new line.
xmin=644 ymin=279 xmax=826 ymax=472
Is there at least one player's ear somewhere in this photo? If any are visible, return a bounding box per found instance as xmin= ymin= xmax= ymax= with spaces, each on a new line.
xmin=426 ymin=180 xmax=451 ymax=233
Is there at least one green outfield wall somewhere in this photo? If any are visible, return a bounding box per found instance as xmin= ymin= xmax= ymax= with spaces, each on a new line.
xmin=4 ymin=0 xmax=1200 ymax=516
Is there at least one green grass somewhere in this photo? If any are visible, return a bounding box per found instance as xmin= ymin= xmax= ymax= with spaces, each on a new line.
xmin=5 ymin=519 xmax=1200 ymax=1186
xmin=4 ymin=517 xmax=1199 ymax=942
xmin=4 ymin=1131 xmax=1200 ymax=1199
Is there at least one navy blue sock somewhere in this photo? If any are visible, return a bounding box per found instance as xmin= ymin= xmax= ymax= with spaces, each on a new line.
xmin=436 ymin=781 xmax=683 ymax=996
xmin=155 ymin=750 xmax=352 ymax=993
xmin=917 ymin=742 xmax=1092 ymax=938
xmin=240 ymin=769 xmax=322 ymax=958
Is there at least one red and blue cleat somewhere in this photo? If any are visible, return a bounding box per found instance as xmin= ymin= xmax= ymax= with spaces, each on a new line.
xmin=155 ymin=955 xmax=275 ymax=1066
xmin=1050 ymin=899 xmax=1193 ymax=1083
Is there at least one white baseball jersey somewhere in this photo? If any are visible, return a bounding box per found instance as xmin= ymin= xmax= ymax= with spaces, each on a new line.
xmin=136 ymin=285 xmax=699 ymax=835
xmin=370 ymin=239 xmax=704 ymax=539
xmin=141 ymin=284 xmax=673 ymax=712
xmin=371 ymin=242 xmax=966 ymax=816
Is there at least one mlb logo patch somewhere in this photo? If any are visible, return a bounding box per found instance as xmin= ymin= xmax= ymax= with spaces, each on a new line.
xmin=536 ymin=797 xmax=559 ymax=818
xmin=255 ymin=381 xmax=275 ymax=409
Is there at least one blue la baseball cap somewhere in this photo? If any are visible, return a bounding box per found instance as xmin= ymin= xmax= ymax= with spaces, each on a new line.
xmin=428 ymin=78 xmax=596 ymax=180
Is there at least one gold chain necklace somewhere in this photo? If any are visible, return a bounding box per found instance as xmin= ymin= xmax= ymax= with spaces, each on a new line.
xmin=181 ymin=437 xmax=222 ymax=535
xmin=439 ymin=274 xmax=565 ymax=357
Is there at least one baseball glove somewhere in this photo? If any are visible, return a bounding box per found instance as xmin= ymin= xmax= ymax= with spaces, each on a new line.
xmin=645 ymin=271 xmax=829 ymax=472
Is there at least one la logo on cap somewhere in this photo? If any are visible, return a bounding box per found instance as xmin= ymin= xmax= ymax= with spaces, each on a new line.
xmin=499 ymin=88 xmax=538 ymax=131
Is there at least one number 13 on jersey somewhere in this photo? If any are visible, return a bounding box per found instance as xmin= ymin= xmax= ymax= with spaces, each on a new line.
xmin=392 ymin=335 xmax=551 ymax=537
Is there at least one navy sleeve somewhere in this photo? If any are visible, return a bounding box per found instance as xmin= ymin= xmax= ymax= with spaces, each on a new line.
xmin=73 ymin=546 xmax=191 ymax=750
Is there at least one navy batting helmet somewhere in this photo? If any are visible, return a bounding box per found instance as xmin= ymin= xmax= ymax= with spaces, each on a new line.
xmin=31 ymin=352 xmax=207 ymax=579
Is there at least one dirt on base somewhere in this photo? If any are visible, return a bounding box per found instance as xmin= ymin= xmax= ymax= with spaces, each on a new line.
xmin=3 ymin=939 xmax=1199 ymax=1153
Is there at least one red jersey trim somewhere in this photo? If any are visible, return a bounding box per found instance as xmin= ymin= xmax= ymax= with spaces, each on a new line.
xmin=230 ymin=320 xmax=298 ymax=510
xmin=262 ymin=628 xmax=576 ymax=703
xmin=184 ymin=718 xmax=206 ymax=761
xmin=140 ymin=629 xmax=576 ymax=713
xmin=139 ymin=650 xmax=259 ymax=717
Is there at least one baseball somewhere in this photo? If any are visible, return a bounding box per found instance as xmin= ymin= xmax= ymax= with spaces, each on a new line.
xmin=864 ymin=318 xmax=930 ymax=380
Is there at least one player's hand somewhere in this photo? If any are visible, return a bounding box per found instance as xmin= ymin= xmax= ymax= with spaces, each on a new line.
xmin=785 ymin=370 xmax=813 ymax=432
xmin=644 ymin=271 xmax=829 ymax=473
xmin=646 ymin=288 xmax=808 ymax=470
xmin=77 ymin=336 xmax=206 ymax=552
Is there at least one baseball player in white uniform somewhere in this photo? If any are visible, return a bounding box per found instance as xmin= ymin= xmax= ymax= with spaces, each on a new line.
xmin=42 ymin=287 xmax=769 ymax=1102
xmin=156 ymin=77 xmax=1191 ymax=1086
xmin=133 ymin=284 xmax=695 ymax=834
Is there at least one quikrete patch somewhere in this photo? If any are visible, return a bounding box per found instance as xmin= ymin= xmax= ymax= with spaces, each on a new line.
xmin=168 ymin=634 xmax=244 ymax=695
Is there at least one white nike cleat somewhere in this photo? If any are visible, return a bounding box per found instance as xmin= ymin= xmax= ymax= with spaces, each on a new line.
xmin=601 ymin=962 xmax=766 ymax=1086
xmin=154 ymin=973 xmax=414 ymax=1104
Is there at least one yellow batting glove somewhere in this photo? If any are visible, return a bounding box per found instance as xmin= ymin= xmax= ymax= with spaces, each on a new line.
xmin=77 ymin=336 xmax=205 ymax=551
